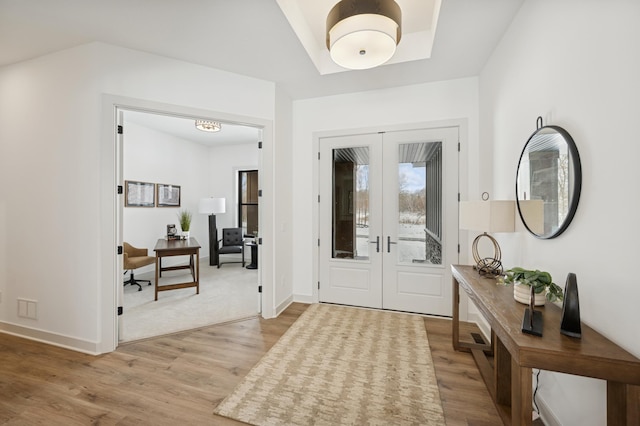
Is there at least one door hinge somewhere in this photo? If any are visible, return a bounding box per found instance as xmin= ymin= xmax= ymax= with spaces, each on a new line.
xmin=318 ymin=238 xmax=320 ymax=246
xmin=458 ymin=193 xmax=460 ymax=202
xmin=258 ymin=285 xmax=262 ymax=293
xmin=317 ymin=281 xmax=320 ymax=290
xmin=458 ymin=142 xmax=460 ymax=152
xmin=258 ymin=237 xmax=262 ymax=245
xmin=317 ymin=152 xmax=320 ymax=160
xmin=318 ymin=195 xmax=320 ymax=203
xmin=117 ymin=185 xmax=123 ymax=194
xmin=117 ymin=245 xmax=123 ymax=255
xmin=117 ymin=125 xmax=123 ymax=134
xmin=258 ymin=189 xmax=262 ymax=197
xmin=258 ymin=141 xmax=263 ymax=149
xmin=458 ymin=244 xmax=460 ymax=254
xmin=118 ymin=306 xmax=123 ymax=316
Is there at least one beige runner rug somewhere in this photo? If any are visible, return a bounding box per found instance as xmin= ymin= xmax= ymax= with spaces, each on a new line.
xmin=214 ymin=303 xmax=445 ymax=425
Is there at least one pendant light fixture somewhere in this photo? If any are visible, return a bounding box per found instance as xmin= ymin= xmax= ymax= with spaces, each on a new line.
xmin=326 ymin=0 xmax=402 ymax=70
xmin=195 ymin=120 xmax=221 ymax=132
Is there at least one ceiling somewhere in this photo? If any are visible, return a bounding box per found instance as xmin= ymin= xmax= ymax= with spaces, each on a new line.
xmin=0 ymin=0 xmax=524 ymax=100
xmin=124 ymin=110 xmax=260 ymax=147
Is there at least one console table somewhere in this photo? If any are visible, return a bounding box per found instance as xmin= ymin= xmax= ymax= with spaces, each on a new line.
xmin=451 ymin=264 xmax=640 ymax=426
xmin=154 ymin=238 xmax=200 ymax=301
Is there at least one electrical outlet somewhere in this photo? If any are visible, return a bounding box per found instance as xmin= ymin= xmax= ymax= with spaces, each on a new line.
xmin=17 ymin=298 xmax=37 ymax=319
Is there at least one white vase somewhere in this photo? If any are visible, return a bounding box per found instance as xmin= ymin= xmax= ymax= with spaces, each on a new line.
xmin=182 ymin=231 xmax=190 ymax=239
xmin=513 ymin=282 xmax=546 ymax=306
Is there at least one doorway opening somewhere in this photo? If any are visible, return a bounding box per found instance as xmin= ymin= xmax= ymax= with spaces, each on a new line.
xmin=118 ymin=108 xmax=261 ymax=342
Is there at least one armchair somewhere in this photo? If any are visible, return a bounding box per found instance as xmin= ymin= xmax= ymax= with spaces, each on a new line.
xmin=217 ymin=228 xmax=245 ymax=268
xmin=123 ymin=242 xmax=155 ymax=291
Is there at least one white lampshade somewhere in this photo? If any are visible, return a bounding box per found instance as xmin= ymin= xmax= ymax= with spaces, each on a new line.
xmin=326 ymin=0 xmax=402 ymax=70
xmin=459 ymin=200 xmax=515 ymax=233
xmin=199 ymin=197 xmax=225 ymax=215
xmin=517 ymin=199 xmax=544 ymax=234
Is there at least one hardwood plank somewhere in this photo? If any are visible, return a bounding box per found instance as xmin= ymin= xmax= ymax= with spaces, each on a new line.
xmin=0 ymin=303 xmax=503 ymax=425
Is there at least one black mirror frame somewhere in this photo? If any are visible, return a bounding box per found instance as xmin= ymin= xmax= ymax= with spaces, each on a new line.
xmin=516 ymin=124 xmax=582 ymax=239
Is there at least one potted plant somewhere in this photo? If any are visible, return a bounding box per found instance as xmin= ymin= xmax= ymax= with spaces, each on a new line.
xmin=178 ymin=209 xmax=192 ymax=239
xmin=502 ymin=267 xmax=564 ymax=306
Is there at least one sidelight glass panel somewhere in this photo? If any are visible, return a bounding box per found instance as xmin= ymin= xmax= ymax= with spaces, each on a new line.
xmin=332 ymin=147 xmax=369 ymax=260
xmin=397 ymin=141 xmax=442 ymax=265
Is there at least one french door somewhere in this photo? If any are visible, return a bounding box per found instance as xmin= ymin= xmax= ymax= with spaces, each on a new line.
xmin=318 ymin=127 xmax=458 ymax=316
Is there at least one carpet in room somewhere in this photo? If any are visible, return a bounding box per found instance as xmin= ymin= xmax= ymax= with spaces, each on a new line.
xmin=121 ymin=262 xmax=258 ymax=342
xmin=214 ymin=303 xmax=445 ymax=425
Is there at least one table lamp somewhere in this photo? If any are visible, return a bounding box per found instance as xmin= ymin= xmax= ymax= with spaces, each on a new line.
xmin=199 ymin=197 xmax=225 ymax=266
xmin=459 ymin=199 xmax=515 ymax=276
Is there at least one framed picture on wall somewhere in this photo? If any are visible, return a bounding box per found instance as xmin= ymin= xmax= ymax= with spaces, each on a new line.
xmin=156 ymin=183 xmax=181 ymax=207
xmin=125 ymin=180 xmax=155 ymax=207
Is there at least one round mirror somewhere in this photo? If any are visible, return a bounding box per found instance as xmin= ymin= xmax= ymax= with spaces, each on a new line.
xmin=516 ymin=121 xmax=582 ymax=239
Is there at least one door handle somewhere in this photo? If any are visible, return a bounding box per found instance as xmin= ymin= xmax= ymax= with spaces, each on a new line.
xmin=370 ymin=236 xmax=380 ymax=253
xmin=387 ymin=236 xmax=397 ymax=253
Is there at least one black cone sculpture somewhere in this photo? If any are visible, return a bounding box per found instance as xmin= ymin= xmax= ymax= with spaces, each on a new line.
xmin=560 ymin=273 xmax=581 ymax=338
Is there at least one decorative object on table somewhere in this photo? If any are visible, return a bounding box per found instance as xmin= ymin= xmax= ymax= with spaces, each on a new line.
xmin=560 ymin=273 xmax=582 ymax=338
xmin=521 ymin=284 xmax=544 ymax=337
xmin=166 ymin=224 xmax=180 ymax=240
xmin=326 ymin=0 xmax=402 ymax=70
xmin=156 ymin=183 xmax=181 ymax=207
xmin=459 ymin=193 xmax=515 ymax=277
xmin=516 ymin=116 xmax=582 ymax=239
xmin=502 ymin=267 xmax=564 ymax=306
xmin=199 ymin=197 xmax=226 ymax=266
xmin=177 ymin=209 xmax=192 ymax=239
xmin=124 ymin=180 xmax=155 ymax=207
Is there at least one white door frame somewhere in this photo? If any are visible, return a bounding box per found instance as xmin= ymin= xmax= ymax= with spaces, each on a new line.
xmin=99 ymin=94 xmax=274 ymax=353
xmin=311 ymin=119 xmax=470 ymax=318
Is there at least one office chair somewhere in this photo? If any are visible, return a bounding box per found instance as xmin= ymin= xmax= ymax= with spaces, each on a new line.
xmin=123 ymin=242 xmax=155 ymax=291
xmin=217 ymin=228 xmax=245 ymax=268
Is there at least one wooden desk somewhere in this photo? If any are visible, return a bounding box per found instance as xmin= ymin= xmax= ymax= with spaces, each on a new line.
xmin=451 ymin=264 xmax=640 ymax=426
xmin=154 ymin=238 xmax=201 ymax=301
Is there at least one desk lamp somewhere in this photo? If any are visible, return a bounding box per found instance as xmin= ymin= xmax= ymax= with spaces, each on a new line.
xmin=199 ymin=197 xmax=225 ymax=266
xmin=459 ymin=198 xmax=515 ymax=277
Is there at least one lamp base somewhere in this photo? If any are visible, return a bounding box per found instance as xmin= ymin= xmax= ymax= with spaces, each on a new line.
xmin=208 ymin=214 xmax=219 ymax=266
xmin=472 ymin=233 xmax=503 ymax=276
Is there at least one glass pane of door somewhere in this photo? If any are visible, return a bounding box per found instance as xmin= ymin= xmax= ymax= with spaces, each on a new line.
xmin=396 ymin=141 xmax=442 ymax=265
xmin=332 ymin=147 xmax=369 ymax=260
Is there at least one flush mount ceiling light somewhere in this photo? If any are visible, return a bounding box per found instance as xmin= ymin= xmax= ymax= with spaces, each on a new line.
xmin=195 ymin=120 xmax=221 ymax=132
xmin=326 ymin=0 xmax=402 ymax=70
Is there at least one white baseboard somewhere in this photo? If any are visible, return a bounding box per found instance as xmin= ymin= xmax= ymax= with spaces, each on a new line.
xmin=275 ymin=295 xmax=294 ymax=316
xmin=292 ymin=294 xmax=314 ymax=304
xmin=0 ymin=321 xmax=99 ymax=355
xmin=468 ymin=311 xmax=491 ymax=342
xmin=536 ymin=381 xmax=562 ymax=426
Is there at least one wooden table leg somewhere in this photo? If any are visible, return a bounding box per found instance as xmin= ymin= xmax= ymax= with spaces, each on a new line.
xmin=195 ymin=249 xmax=200 ymax=295
xmin=452 ymin=277 xmax=460 ymax=351
xmin=495 ymin=337 xmax=511 ymax=407
xmin=512 ymin=360 xmax=532 ymax=426
xmin=606 ymin=381 xmax=636 ymax=425
xmin=155 ymin=255 xmax=159 ymax=301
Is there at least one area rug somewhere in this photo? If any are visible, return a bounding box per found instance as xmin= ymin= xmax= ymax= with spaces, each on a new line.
xmin=214 ymin=303 xmax=445 ymax=425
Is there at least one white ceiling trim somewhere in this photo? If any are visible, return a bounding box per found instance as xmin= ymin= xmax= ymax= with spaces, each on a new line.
xmin=276 ymin=0 xmax=442 ymax=75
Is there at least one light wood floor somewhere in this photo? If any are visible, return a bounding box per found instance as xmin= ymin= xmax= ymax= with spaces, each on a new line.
xmin=0 ymin=303 xmax=504 ymax=425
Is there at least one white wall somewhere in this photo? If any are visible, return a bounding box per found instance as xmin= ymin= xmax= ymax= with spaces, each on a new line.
xmin=480 ymin=1 xmax=640 ymax=424
xmin=291 ymin=77 xmax=479 ymax=300
xmin=0 ymin=42 xmax=275 ymax=353
xmin=273 ymin=87 xmax=294 ymax=312
xmin=122 ymin=120 xmax=258 ymax=271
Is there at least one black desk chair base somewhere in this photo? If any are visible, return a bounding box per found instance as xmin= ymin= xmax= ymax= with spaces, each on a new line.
xmin=124 ymin=271 xmax=151 ymax=291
